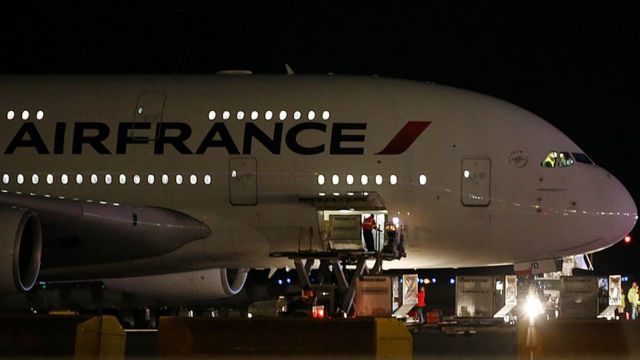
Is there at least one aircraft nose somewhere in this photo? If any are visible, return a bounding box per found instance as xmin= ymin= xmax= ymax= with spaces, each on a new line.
xmin=606 ymin=172 xmax=638 ymax=241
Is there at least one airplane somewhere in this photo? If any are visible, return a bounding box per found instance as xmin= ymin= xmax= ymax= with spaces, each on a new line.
xmin=0 ymin=73 xmax=636 ymax=302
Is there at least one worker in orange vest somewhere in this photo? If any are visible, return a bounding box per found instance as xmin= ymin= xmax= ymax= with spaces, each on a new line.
xmin=361 ymin=214 xmax=377 ymax=251
xmin=301 ymin=287 xmax=316 ymax=306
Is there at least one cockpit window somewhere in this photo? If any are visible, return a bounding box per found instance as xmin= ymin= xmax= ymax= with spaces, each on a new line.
xmin=572 ymin=152 xmax=594 ymax=165
xmin=541 ymin=151 xmax=575 ymax=168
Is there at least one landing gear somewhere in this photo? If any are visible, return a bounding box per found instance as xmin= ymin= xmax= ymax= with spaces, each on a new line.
xmin=271 ymin=250 xmax=394 ymax=317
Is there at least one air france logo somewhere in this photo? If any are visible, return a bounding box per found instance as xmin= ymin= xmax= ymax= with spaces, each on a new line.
xmin=3 ymin=121 xmax=431 ymax=155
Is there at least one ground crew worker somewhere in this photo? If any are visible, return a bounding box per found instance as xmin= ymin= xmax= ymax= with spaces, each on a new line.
xmin=384 ymin=223 xmax=398 ymax=256
xmin=301 ymin=287 xmax=316 ymax=306
xmin=416 ymin=285 xmax=426 ymax=324
xmin=628 ymin=282 xmax=639 ymax=320
xmin=361 ymin=214 xmax=377 ymax=251
xmin=618 ymin=291 xmax=627 ymax=320
xmin=288 ymin=286 xmax=316 ymax=315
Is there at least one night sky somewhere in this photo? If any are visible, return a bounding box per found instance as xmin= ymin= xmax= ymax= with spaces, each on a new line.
xmin=1 ymin=1 xmax=638 ymax=273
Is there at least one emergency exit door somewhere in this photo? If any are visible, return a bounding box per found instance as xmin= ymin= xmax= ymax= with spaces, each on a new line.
xmin=132 ymin=93 xmax=166 ymax=140
xmin=229 ymin=158 xmax=258 ymax=205
xmin=461 ymin=158 xmax=491 ymax=206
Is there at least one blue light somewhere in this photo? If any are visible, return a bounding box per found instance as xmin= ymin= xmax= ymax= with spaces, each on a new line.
xmin=277 ymin=279 xmax=283 ymax=285
xmin=286 ymin=278 xmax=291 ymax=284
xmin=419 ymin=278 xmax=424 ymax=284
xmin=431 ymin=277 xmax=437 ymax=284
xmin=400 ymin=279 xmax=403 ymax=284
xmin=450 ymin=278 xmax=455 ymax=285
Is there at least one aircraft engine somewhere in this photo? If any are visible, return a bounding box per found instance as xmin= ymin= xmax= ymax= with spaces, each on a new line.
xmin=103 ymin=268 xmax=249 ymax=301
xmin=0 ymin=207 xmax=42 ymax=294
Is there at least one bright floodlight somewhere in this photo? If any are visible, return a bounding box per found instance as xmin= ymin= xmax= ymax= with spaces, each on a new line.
xmin=526 ymin=295 xmax=543 ymax=320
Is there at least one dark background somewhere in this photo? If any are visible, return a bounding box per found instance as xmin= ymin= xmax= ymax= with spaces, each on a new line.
xmin=0 ymin=1 xmax=637 ymax=273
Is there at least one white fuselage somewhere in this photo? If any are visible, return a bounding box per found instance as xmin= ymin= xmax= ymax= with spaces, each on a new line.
xmin=0 ymin=75 xmax=636 ymax=281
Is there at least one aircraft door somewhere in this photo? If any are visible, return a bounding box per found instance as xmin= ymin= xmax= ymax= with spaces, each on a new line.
xmin=461 ymin=158 xmax=491 ymax=206
xmin=132 ymin=93 xmax=166 ymax=140
xmin=229 ymin=158 xmax=258 ymax=205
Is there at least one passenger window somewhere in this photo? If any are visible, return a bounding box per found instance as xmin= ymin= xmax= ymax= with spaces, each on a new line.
xmin=541 ymin=151 xmax=575 ymax=168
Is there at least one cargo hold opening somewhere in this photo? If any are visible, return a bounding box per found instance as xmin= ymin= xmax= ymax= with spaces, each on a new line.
xmin=319 ymin=210 xmax=388 ymax=251
xmin=299 ymin=192 xmax=406 ymax=258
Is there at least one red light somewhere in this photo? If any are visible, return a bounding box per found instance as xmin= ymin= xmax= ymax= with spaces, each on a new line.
xmin=312 ymin=305 xmax=325 ymax=319
xmin=625 ymin=235 xmax=632 ymax=244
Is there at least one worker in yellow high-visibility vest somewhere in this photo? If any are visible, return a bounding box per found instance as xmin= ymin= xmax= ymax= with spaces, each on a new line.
xmin=628 ymin=282 xmax=639 ymax=320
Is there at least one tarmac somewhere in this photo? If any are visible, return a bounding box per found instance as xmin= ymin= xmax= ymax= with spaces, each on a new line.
xmin=412 ymin=324 xmax=517 ymax=360
xmin=124 ymin=323 xmax=518 ymax=360
xmin=8 ymin=316 xmax=640 ymax=359
xmin=126 ymin=320 xmax=640 ymax=359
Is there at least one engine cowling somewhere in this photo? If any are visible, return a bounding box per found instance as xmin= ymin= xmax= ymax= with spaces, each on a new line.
xmin=0 ymin=207 xmax=42 ymax=294
xmin=103 ymin=268 xmax=249 ymax=301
